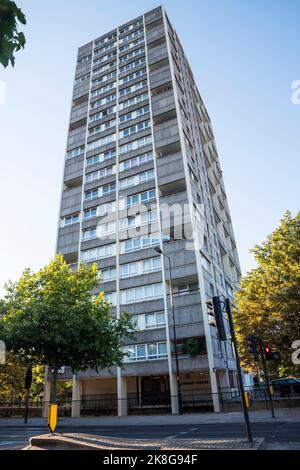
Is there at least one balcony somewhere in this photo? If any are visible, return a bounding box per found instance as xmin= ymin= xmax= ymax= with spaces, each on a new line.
xmin=156 ymin=151 xmax=185 ymax=188
xmin=147 ymin=43 xmax=168 ymax=66
xmin=149 ymin=64 xmax=171 ymax=90
xmin=60 ymin=186 xmax=82 ymax=218
xmin=57 ymin=224 xmax=80 ymax=257
xmin=153 ymin=118 xmax=180 ymax=154
xmin=151 ymin=87 xmax=176 ymax=119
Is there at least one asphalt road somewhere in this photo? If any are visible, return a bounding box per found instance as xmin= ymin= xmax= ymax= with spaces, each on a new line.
xmin=0 ymin=421 xmax=300 ymax=449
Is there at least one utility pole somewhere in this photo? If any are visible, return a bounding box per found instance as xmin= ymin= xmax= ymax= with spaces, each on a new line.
xmin=225 ymin=299 xmax=253 ymax=443
xmin=24 ymin=364 xmax=32 ymax=424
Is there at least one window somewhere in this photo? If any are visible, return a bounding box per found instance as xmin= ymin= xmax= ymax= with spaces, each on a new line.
xmin=87 ymin=133 xmax=116 ymax=152
xmin=119 ymin=105 xmax=149 ymax=123
xmin=93 ymin=50 xmax=117 ymax=65
xmin=94 ymin=41 xmax=117 ymax=55
xmin=67 ymin=145 xmax=85 ymax=159
xmin=119 ymin=92 xmax=148 ymax=110
xmin=121 ymin=262 xmax=138 ymax=278
xmin=92 ymin=60 xmax=116 ymax=76
xmin=62 ymin=214 xmax=79 ymax=226
xmin=88 ymin=119 xmax=116 ymax=136
xmin=91 ymin=82 xmax=116 ymax=98
xmin=120 ymin=68 xmax=147 ymax=85
xmin=119 ymin=215 xmax=136 ymax=230
xmin=95 ymin=32 xmax=117 ymax=47
xmin=102 ymin=182 xmax=116 ymax=195
xmin=119 ymin=135 xmax=152 ymax=155
xmin=139 ymin=169 xmax=154 ymax=183
xmin=104 ymin=292 xmax=116 ymax=305
xmin=119 ymin=80 xmax=147 ymax=97
xmin=119 ymin=47 xmax=145 ymax=63
xmin=75 ymin=73 xmax=90 ymax=85
xmin=119 ymin=152 xmax=153 ymax=171
xmin=119 ymin=169 xmax=154 ymax=189
xmin=83 ymin=207 xmax=97 ymax=220
xmin=120 ymin=28 xmax=144 ymax=44
xmin=83 ymin=228 xmax=97 ymax=240
xmin=119 ymin=38 xmax=145 ymax=54
xmin=81 ymin=244 xmax=115 ymax=262
xmin=89 ymin=106 xmax=116 ymax=123
xmin=120 ymin=57 xmax=145 ymax=72
xmin=85 ymin=189 xmax=98 ymax=201
xmin=123 ymin=341 xmax=167 ymax=362
xmin=98 ymin=220 xmax=116 ymax=236
xmin=77 ymin=54 xmax=91 ymax=64
xmin=84 ymin=182 xmax=116 ymax=201
xmin=145 ymin=312 xmax=165 ymax=329
xmin=92 ymin=70 xmax=117 ymax=86
xmin=121 ymin=283 xmax=163 ymax=304
xmin=143 ymin=257 xmax=161 ymax=273
xmin=86 ymin=149 xmax=116 ymax=166
xmin=83 ymin=202 xmax=115 ymax=220
xmin=140 ymin=209 xmax=158 ymax=225
xmin=123 ymin=344 xmax=146 ymax=362
xmin=120 ymin=257 xmax=160 ymax=278
xmin=86 ymin=165 xmax=115 ymax=183
xmin=91 ymin=93 xmax=116 ymax=109
xmin=122 ymin=234 xmax=161 ymax=254
xmin=119 ymin=19 xmax=143 ymax=34
xmin=101 ymin=267 xmax=116 ymax=281
xmin=123 ymin=189 xmax=156 ymax=208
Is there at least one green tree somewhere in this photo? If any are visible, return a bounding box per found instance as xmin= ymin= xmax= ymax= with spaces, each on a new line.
xmin=234 ymin=211 xmax=300 ymax=377
xmin=0 ymin=255 xmax=135 ymax=402
xmin=0 ymin=0 xmax=26 ymax=68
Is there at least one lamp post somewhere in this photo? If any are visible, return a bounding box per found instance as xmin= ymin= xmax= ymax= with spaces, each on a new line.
xmin=154 ymin=245 xmax=183 ymax=414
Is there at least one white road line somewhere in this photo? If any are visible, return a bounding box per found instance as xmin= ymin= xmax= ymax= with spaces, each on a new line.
xmin=179 ymin=431 xmax=188 ymax=435
xmin=189 ymin=428 xmax=198 ymax=431
xmin=166 ymin=435 xmax=176 ymax=439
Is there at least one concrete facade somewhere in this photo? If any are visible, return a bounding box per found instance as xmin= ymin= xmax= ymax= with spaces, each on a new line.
xmin=53 ymin=6 xmax=241 ymax=416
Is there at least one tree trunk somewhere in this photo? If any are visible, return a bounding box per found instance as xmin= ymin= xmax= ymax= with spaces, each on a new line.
xmin=50 ymin=367 xmax=58 ymax=404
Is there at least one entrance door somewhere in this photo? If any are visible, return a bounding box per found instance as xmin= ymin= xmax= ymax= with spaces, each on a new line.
xmin=141 ymin=377 xmax=169 ymax=405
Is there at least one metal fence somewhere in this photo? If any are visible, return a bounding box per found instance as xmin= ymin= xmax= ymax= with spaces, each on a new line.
xmin=1 ymin=385 xmax=299 ymax=418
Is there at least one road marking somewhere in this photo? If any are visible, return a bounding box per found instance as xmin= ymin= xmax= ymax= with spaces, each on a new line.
xmin=0 ymin=441 xmax=14 ymax=446
xmin=166 ymin=435 xmax=176 ymax=439
xmin=179 ymin=431 xmax=188 ymax=435
xmin=189 ymin=428 xmax=198 ymax=431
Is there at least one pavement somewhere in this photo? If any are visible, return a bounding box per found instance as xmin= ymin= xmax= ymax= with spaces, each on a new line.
xmin=26 ymin=433 xmax=265 ymax=450
xmin=1 ymin=408 xmax=300 ymax=427
xmin=1 ymin=409 xmax=300 ymax=450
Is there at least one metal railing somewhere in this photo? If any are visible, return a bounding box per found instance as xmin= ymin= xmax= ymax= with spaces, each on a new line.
xmin=0 ymin=385 xmax=299 ymax=417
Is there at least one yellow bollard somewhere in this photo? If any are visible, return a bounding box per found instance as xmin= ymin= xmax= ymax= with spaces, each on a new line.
xmin=48 ymin=404 xmax=58 ymax=434
xmin=244 ymin=391 xmax=251 ymax=408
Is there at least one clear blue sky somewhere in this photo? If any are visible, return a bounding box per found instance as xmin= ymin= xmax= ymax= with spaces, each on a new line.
xmin=0 ymin=0 xmax=299 ymax=294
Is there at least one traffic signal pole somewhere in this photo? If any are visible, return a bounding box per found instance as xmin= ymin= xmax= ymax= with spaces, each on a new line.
xmin=225 ymin=299 xmax=253 ymax=444
xmin=257 ymin=337 xmax=275 ymax=418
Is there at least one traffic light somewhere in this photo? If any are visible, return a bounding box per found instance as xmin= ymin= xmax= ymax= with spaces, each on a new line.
xmin=246 ymin=335 xmax=259 ymax=362
xmin=264 ymin=345 xmax=281 ymax=361
xmin=206 ymin=296 xmax=226 ymax=340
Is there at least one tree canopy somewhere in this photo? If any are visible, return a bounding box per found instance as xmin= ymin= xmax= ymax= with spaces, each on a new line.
xmin=234 ymin=211 xmax=300 ymax=378
xmin=0 ymin=0 xmax=26 ymax=68
xmin=0 ymin=255 xmax=135 ymax=400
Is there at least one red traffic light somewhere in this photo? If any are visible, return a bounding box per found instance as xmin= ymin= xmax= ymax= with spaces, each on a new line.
xmin=264 ymin=345 xmax=271 ymax=353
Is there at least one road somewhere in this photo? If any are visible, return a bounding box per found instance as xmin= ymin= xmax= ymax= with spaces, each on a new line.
xmin=1 ymin=421 xmax=300 ymax=449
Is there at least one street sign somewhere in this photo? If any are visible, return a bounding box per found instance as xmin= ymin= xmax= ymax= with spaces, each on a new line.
xmin=48 ymin=404 xmax=58 ymax=433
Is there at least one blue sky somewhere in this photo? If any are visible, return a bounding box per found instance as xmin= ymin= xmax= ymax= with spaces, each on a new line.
xmin=0 ymin=0 xmax=299 ymax=294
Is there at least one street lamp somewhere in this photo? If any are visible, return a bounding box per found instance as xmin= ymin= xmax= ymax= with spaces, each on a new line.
xmin=154 ymin=245 xmax=183 ymax=414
